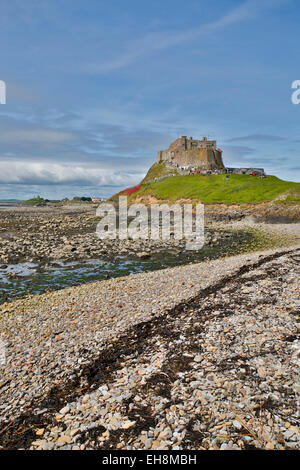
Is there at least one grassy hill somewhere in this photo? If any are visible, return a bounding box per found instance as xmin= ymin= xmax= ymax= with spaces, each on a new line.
xmin=141 ymin=162 xmax=179 ymax=183
xmin=124 ymin=174 xmax=300 ymax=205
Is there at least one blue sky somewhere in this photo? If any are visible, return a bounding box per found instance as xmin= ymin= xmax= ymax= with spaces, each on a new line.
xmin=0 ymin=0 xmax=299 ymax=199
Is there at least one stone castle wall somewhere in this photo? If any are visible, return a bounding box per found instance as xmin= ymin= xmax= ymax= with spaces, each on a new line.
xmin=157 ymin=136 xmax=224 ymax=170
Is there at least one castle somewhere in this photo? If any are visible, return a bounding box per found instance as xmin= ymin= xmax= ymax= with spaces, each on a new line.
xmin=157 ymin=136 xmax=224 ymax=170
xmin=157 ymin=136 xmax=265 ymax=175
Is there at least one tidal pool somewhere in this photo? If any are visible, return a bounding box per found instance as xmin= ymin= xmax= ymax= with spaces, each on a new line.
xmin=0 ymin=230 xmax=256 ymax=304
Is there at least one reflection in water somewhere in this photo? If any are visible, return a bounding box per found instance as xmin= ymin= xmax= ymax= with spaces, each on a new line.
xmin=0 ymin=230 xmax=255 ymax=304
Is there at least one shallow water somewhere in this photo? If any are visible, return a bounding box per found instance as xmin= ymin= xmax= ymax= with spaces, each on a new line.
xmin=0 ymin=231 xmax=254 ymax=304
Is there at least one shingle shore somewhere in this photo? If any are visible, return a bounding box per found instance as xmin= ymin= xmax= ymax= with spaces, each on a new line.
xmin=0 ymin=242 xmax=299 ymax=450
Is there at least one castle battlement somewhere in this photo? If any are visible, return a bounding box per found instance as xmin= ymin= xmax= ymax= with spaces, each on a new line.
xmin=170 ymin=136 xmax=217 ymax=151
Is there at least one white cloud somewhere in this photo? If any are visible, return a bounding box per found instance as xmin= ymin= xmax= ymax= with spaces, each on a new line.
xmin=0 ymin=161 xmax=145 ymax=187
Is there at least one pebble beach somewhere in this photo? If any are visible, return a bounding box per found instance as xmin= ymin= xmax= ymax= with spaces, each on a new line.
xmin=0 ymin=225 xmax=299 ymax=450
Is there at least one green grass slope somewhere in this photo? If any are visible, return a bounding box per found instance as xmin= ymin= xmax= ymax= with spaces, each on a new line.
xmin=141 ymin=162 xmax=179 ymax=183
xmin=132 ymin=174 xmax=300 ymax=204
